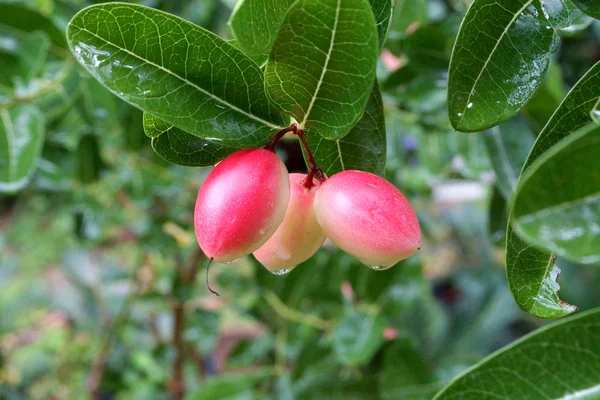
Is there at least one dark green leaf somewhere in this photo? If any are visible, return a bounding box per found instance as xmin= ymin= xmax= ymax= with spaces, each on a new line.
xmin=379 ymin=339 xmax=433 ymax=400
xmin=76 ymin=134 xmax=104 ymax=184
xmin=505 ymin=60 xmax=600 ymax=318
xmin=264 ymin=0 xmax=379 ymax=139
xmin=483 ymin=116 xmax=535 ymax=199
xmin=572 ymin=0 xmax=600 ymax=19
xmin=306 ymin=83 xmax=386 ymax=176
xmin=434 ymin=307 xmax=600 ymax=399
xmin=489 ymin=187 xmax=508 ymax=246
xmin=228 ymin=0 xmax=296 ymax=64
xmin=333 ymin=309 xmax=385 ymax=366
xmin=523 ymin=61 xmax=565 ymax=131
xmin=369 ymin=0 xmax=394 ymax=49
xmin=448 ymin=0 xmax=579 ymax=132
xmin=0 ymin=4 xmax=67 ymax=49
xmin=67 ymin=3 xmax=284 ymax=148
xmin=512 ymin=123 xmax=600 ymax=264
xmin=144 ymin=113 xmax=236 ymax=167
xmin=0 ymin=105 xmax=45 ymax=192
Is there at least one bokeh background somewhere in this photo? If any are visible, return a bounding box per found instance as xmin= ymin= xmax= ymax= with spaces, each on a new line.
xmin=2 ymin=0 xmax=600 ymax=399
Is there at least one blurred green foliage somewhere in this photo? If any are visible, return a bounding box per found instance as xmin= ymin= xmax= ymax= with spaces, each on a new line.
xmin=1 ymin=0 xmax=600 ymax=399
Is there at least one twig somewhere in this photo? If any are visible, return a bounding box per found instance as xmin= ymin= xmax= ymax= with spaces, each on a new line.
xmin=264 ymin=291 xmax=334 ymax=331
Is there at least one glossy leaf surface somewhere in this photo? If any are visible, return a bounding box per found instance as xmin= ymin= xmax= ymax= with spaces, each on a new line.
xmin=264 ymin=0 xmax=379 ymax=139
xmin=369 ymin=0 xmax=394 ymax=49
xmin=144 ymin=113 xmax=236 ymax=167
xmin=434 ymin=307 xmax=600 ymax=399
xmin=505 ymin=60 xmax=600 ymax=318
xmin=0 ymin=105 xmax=45 ymax=192
xmin=228 ymin=0 xmax=296 ymax=63
xmin=448 ymin=0 xmax=580 ymax=132
xmin=512 ymin=124 xmax=600 ymax=264
xmin=67 ymin=3 xmax=284 ymax=148
xmin=306 ymin=84 xmax=386 ymax=176
xmin=572 ymin=0 xmax=600 ymax=18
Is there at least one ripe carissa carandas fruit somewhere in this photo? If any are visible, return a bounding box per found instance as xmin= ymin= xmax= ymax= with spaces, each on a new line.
xmin=194 ymin=149 xmax=289 ymax=263
xmin=253 ymin=173 xmax=326 ymax=274
xmin=314 ymin=170 xmax=421 ymax=269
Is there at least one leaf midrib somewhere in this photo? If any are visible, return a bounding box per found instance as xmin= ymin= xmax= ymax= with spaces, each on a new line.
xmin=70 ymin=24 xmax=281 ymax=130
xmin=299 ymin=0 xmax=342 ymax=128
xmin=456 ymin=0 xmax=535 ymax=128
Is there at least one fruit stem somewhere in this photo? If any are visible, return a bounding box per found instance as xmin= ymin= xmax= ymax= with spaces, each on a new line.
xmin=206 ymin=258 xmax=220 ymax=297
xmin=295 ymin=129 xmax=326 ymax=188
xmin=264 ymin=123 xmax=298 ymax=152
xmin=265 ymin=124 xmax=326 ymax=189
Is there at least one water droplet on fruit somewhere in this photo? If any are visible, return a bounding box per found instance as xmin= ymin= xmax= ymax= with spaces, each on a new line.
xmin=271 ymin=268 xmax=291 ymax=275
xmin=368 ymin=265 xmax=387 ymax=271
xmin=591 ymin=108 xmax=600 ymax=124
xmin=224 ymin=258 xmax=241 ymax=264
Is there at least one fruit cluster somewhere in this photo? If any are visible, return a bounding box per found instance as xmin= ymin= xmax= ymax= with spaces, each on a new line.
xmin=194 ymin=125 xmax=421 ymax=294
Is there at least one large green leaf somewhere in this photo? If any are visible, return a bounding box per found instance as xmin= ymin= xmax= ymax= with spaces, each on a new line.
xmin=333 ymin=309 xmax=385 ymax=366
xmin=228 ymin=0 xmax=296 ymax=64
xmin=143 ymin=113 xmax=236 ymax=167
xmin=512 ymin=124 xmax=600 ymax=264
xmin=448 ymin=0 xmax=581 ymax=132
xmin=572 ymin=0 xmax=600 ymax=18
xmin=0 ymin=105 xmax=45 ymax=192
xmin=505 ymin=60 xmax=600 ymax=318
xmin=264 ymin=0 xmax=379 ymax=139
xmin=483 ymin=116 xmax=535 ymax=199
xmin=67 ymin=3 xmax=284 ymax=148
xmin=0 ymin=4 xmax=67 ymax=49
xmin=306 ymin=83 xmax=386 ymax=176
xmin=434 ymin=307 xmax=600 ymax=399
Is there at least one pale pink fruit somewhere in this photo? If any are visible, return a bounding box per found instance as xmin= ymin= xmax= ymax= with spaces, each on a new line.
xmin=253 ymin=173 xmax=326 ymax=273
xmin=313 ymin=170 xmax=420 ymax=269
xmin=194 ymin=149 xmax=289 ymax=263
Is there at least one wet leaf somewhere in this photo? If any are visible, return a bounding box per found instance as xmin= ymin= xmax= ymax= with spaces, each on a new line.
xmin=333 ymin=309 xmax=385 ymax=366
xmin=505 ymin=60 xmax=600 ymax=318
xmin=572 ymin=0 xmax=600 ymax=19
xmin=483 ymin=116 xmax=535 ymax=199
xmin=306 ymin=83 xmax=386 ymax=176
xmin=264 ymin=0 xmax=379 ymax=139
xmin=512 ymin=123 xmax=600 ymax=264
xmin=144 ymin=113 xmax=236 ymax=167
xmin=67 ymin=3 xmax=284 ymax=148
xmin=434 ymin=307 xmax=600 ymax=399
xmin=0 ymin=105 xmax=45 ymax=192
xmin=448 ymin=0 xmax=580 ymax=132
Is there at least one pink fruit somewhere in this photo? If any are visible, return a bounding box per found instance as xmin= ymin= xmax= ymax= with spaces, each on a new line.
xmin=253 ymin=173 xmax=326 ymax=274
xmin=313 ymin=170 xmax=421 ymax=269
xmin=194 ymin=149 xmax=289 ymax=263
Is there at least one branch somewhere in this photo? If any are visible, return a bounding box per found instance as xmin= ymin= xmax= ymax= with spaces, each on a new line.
xmin=264 ymin=291 xmax=334 ymax=331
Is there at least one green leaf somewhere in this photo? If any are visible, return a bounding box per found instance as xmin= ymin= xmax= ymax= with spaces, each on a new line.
xmin=483 ymin=116 xmax=535 ymax=199
xmin=0 ymin=105 xmax=45 ymax=192
xmin=264 ymin=0 xmax=379 ymax=139
xmin=186 ymin=370 xmax=270 ymax=400
xmin=505 ymin=60 xmax=600 ymax=318
xmin=144 ymin=113 xmax=237 ymax=167
xmin=369 ymin=0 xmax=394 ymax=49
xmin=67 ymin=3 xmax=284 ymax=148
xmin=0 ymin=4 xmax=67 ymax=49
xmin=571 ymin=0 xmax=600 ymax=19
xmin=523 ymin=61 xmax=565 ymax=131
xmin=433 ymin=307 xmax=600 ymax=399
xmin=333 ymin=309 xmax=385 ymax=366
xmin=387 ymin=0 xmax=428 ymax=42
xmin=448 ymin=0 xmax=580 ymax=132
xmin=17 ymin=32 xmax=50 ymax=81
xmin=76 ymin=134 xmax=104 ymax=184
xmin=228 ymin=0 xmax=296 ymax=64
xmin=306 ymin=83 xmax=386 ymax=176
xmin=512 ymin=124 xmax=600 ymax=264
xmin=489 ymin=187 xmax=508 ymax=246
xmin=35 ymin=65 xmax=82 ymax=121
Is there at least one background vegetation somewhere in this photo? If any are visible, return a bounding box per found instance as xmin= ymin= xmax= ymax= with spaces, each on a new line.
xmin=1 ymin=0 xmax=600 ymax=399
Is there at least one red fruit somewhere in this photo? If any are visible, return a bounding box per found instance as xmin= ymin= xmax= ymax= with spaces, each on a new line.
xmin=313 ymin=170 xmax=420 ymax=269
xmin=253 ymin=173 xmax=326 ymax=274
xmin=194 ymin=149 xmax=289 ymax=263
